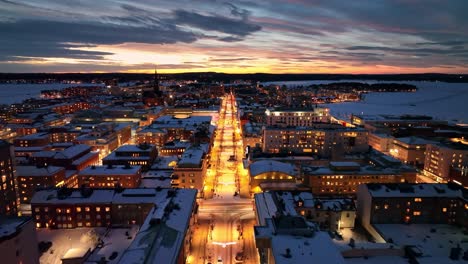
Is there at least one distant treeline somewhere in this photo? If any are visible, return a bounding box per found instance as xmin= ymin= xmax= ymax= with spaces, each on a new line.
xmin=0 ymin=72 xmax=467 ymax=83
xmin=309 ymin=82 xmax=417 ymax=92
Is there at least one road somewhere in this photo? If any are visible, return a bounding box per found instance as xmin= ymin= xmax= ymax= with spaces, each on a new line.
xmin=189 ymin=93 xmax=258 ymax=264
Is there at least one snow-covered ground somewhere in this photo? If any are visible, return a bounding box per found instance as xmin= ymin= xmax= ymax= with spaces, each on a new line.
xmin=329 ymin=81 xmax=468 ymax=123
xmin=264 ymin=80 xmax=468 ymax=123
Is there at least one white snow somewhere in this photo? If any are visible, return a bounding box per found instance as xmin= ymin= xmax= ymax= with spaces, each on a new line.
xmin=249 ymin=160 xmax=298 ymax=177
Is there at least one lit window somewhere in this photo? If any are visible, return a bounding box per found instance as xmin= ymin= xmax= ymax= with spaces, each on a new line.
xmin=414 ymin=198 xmax=422 ymax=202
xmin=96 ymin=207 xmax=101 ymax=212
xmin=76 ymin=207 xmax=81 ymax=212
xmin=105 ymin=207 xmax=110 ymax=212
xmin=442 ymin=208 xmax=447 ymax=212
xmin=85 ymin=207 xmax=90 ymax=212
xmin=413 ymin=211 xmax=421 ymax=216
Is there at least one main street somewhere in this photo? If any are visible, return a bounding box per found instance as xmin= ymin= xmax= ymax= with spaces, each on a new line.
xmin=189 ymin=93 xmax=258 ymax=264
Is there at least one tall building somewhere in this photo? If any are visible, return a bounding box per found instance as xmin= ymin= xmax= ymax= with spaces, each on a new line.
xmin=262 ymin=125 xmax=368 ymax=158
xmin=265 ymin=107 xmax=331 ymax=127
xmin=142 ymin=66 xmax=164 ymax=106
xmin=423 ymin=141 xmax=468 ymax=182
xmin=0 ymin=140 xmax=18 ymax=216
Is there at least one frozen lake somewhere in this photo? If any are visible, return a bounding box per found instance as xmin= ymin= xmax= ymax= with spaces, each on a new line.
xmin=264 ymin=80 xmax=468 ymax=123
xmin=0 ymin=83 xmax=103 ymax=105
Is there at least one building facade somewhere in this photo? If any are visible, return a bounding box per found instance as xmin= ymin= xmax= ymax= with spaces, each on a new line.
xmin=16 ymin=165 xmax=66 ymax=204
xmin=357 ymin=183 xmax=467 ymax=230
xmin=78 ymin=165 xmax=142 ymax=188
xmin=262 ymin=125 xmax=368 ymax=158
xmin=0 ymin=141 xmax=18 ymax=216
xmin=265 ymin=107 xmax=331 ymax=127
xmin=423 ymin=142 xmax=468 ymax=182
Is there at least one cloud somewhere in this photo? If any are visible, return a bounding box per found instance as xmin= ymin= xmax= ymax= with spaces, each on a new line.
xmin=172 ymin=9 xmax=261 ymax=37
xmin=0 ymin=17 xmax=199 ymax=61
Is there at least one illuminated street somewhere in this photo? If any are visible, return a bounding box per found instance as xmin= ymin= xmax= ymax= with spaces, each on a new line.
xmin=190 ymin=93 xmax=258 ymax=264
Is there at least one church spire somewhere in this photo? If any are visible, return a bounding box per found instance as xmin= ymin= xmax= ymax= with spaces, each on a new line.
xmin=153 ymin=65 xmax=160 ymax=94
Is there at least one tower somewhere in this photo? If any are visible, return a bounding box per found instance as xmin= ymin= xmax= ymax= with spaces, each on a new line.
xmin=153 ymin=65 xmax=161 ymax=96
xmin=0 ymin=140 xmax=18 ymax=216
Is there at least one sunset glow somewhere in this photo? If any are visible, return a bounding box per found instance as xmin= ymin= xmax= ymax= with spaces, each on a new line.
xmin=1 ymin=0 xmax=467 ymax=73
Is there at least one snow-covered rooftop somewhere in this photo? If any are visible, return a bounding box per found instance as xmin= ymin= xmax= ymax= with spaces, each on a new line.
xmin=16 ymin=165 xmax=64 ymax=177
xmin=31 ymin=189 xmax=115 ymax=204
xmin=250 ymin=160 xmax=298 ymax=177
xmin=79 ymin=165 xmax=141 ymax=176
xmin=118 ymin=188 xmax=197 ymax=264
xmin=0 ymin=216 xmax=30 ymax=239
xmin=115 ymin=144 xmax=155 ymax=153
xmin=375 ymin=224 xmax=468 ymax=263
xmin=177 ymin=146 xmax=204 ymax=167
xmin=54 ymin=144 xmax=91 ymax=159
xmin=394 ymin=136 xmax=432 ymax=145
xmin=364 ymin=183 xmax=465 ymax=198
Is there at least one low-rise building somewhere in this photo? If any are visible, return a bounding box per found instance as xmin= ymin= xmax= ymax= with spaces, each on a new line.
xmin=31 ymin=188 xmax=198 ymax=264
xmin=303 ymin=156 xmax=417 ymax=195
xmin=389 ymin=136 xmax=431 ymax=166
xmin=351 ymin=114 xmax=448 ymax=133
xmin=254 ymin=192 xmax=345 ymax=264
xmin=357 ymin=183 xmax=468 ymax=235
xmin=16 ymin=165 xmax=66 ymax=204
xmin=249 ymin=160 xmax=299 ymax=193
xmin=368 ymin=132 xmax=392 ymax=153
xmin=78 ymin=165 xmax=142 ymax=188
xmin=172 ymin=145 xmax=207 ymax=193
xmin=103 ymin=144 xmax=157 ymax=171
xmin=136 ymin=127 xmax=167 ymax=146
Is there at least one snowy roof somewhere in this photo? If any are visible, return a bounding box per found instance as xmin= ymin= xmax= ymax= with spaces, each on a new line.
xmin=118 ymin=189 xmax=197 ymax=264
xmin=103 ymin=152 xmax=151 ymax=161
xmin=18 ymin=132 xmax=49 ymax=140
xmin=152 ymin=115 xmax=211 ymax=129
xmin=31 ymin=189 xmax=115 ymax=204
xmin=330 ymin=161 xmax=361 ymax=168
xmin=271 ymin=231 xmax=345 ymax=264
xmin=394 ymin=136 xmax=432 ymax=145
xmin=0 ymin=216 xmax=31 ymax=239
xmin=137 ymin=127 xmax=166 ymax=134
xmin=16 ymin=165 xmax=64 ymax=177
xmin=79 ymin=165 xmax=141 ymax=176
xmin=31 ymin=151 xmax=56 ymax=158
xmin=364 ymin=183 xmax=465 ymax=198
xmin=61 ymin=247 xmax=90 ymax=260
xmin=303 ymin=162 xmax=414 ymax=176
xmin=71 ymin=152 xmax=98 ymax=165
xmin=255 ymin=217 xmax=345 ymax=264
xmin=177 ymin=146 xmax=204 ymax=167
xmin=115 ymin=144 xmax=155 ymax=153
xmin=54 ymin=144 xmax=91 ymax=159
xmin=151 ymin=156 xmax=179 ymax=170
xmin=375 ymin=224 xmax=468 ymax=263
xmin=254 ymin=192 xmax=279 ymax=226
xmin=250 ymin=160 xmax=298 ymax=177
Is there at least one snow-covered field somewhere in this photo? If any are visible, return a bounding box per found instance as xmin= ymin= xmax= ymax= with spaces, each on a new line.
xmin=328 ymin=81 xmax=468 ymax=123
xmin=265 ymin=80 xmax=468 ymax=123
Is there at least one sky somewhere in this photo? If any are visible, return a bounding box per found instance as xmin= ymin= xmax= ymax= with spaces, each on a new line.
xmin=0 ymin=0 xmax=467 ymax=74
